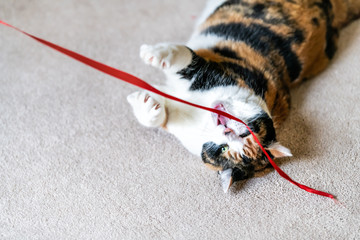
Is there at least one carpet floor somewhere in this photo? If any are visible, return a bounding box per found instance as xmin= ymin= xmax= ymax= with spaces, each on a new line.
xmin=1 ymin=1 xmax=360 ymax=239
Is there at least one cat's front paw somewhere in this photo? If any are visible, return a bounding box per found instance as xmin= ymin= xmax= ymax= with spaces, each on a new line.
xmin=140 ymin=43 xmax=192 ymax=72
xmin=127 ymin=91 xmax=166 ymax=128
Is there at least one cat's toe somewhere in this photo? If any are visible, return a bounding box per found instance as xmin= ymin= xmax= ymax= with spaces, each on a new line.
xmin=127 ymin=91 xmax=166 ymax=127
xmin=140 ymin=44 xmax=155 ymax=64
xmin=139 ymin=44 xmax=173 ymax=70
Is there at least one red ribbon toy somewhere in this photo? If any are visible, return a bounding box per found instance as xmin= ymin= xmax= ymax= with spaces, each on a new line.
xmin=0 ymin=20 xmax=336 ymax=201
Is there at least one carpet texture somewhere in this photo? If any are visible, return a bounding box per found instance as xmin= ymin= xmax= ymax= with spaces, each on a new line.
xmin=1 ymin=1 xmax=360 ymax=239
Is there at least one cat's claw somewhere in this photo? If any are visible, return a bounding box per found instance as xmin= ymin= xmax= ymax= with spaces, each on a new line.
xmin=127 ymin=91 xmax=166 ymax=127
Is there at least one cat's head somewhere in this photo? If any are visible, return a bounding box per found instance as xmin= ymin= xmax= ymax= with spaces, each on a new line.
xmin=201 ymin=103 xmax=292 ymax=192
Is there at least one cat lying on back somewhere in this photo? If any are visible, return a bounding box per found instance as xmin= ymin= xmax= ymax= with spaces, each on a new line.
xmin=127 ymin=0 xmax=360 ymax=192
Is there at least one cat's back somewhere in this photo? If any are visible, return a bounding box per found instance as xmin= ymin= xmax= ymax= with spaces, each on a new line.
xmin=189 ymin=0 xmax=357 ymax=85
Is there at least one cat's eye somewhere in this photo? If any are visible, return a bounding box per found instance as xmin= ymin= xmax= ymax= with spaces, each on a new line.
xmin=221 ymin=145 xmax=229 ymax=153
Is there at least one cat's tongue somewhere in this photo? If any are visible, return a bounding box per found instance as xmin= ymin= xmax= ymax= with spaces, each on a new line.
xmin=214 ymin=104 xmax=236 ymax=135
xmin=214 ymin=103 xmax=229 ymax=126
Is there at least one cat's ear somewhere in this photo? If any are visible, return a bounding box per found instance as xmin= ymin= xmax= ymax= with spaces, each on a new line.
xmin=219 ymin=169 xmax=234 ymax=193
xmin=266 ymin=142 xmax=292 ymax=158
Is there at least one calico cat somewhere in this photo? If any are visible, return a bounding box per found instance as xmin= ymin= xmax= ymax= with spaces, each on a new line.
xmin=127 ymin=0 xmax=360 ymax=192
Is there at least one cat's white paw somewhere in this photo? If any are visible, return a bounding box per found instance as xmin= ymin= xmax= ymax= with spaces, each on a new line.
xmin=140 ymin=44 xmax=192 ymax=71
xmin=127 ymin=91 xmax=166 ymax=128
xmin=140 ymin=44 xmax=174 ymax=69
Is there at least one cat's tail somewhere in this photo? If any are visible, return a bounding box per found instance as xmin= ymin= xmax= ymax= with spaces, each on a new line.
xmin=333 ymin=0 xmax=360 ymax=28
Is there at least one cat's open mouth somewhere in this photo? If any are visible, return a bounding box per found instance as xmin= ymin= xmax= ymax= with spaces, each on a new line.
xmin=214 ymin=103 xmax=233 ymax=134
xmin=214 ymin=103 xmax=249 ymax=138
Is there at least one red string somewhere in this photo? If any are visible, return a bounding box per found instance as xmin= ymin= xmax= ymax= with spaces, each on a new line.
xmin=0 ymin=20 xmax=336 ymax=200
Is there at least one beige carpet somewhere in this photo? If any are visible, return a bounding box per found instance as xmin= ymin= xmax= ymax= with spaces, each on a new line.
xmin=1 ymin=0 xmax=360 ymax=239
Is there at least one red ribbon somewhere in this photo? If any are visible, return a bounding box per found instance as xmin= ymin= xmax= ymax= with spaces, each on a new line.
xmin=0 ymin=20 xmax=336 ymax=200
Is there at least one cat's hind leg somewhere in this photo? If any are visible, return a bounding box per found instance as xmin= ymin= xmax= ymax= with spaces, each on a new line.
xmin=127 ymin=91 xmax=167 ymax=128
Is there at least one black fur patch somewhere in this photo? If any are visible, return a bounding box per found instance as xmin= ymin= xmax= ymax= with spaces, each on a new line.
xmin=292 ymin=29 xmax=305 ymax=43
xmin=247 ymin=2 xmax=289 ymax=25
xmin=247 ymin=112 xmax=276 ymax=146
xmin=239 ymin=131 xmax=250 ymax=138
xmin=202 ymin=22 xmax=303 ymax=81
xmin=241 ymin=155 xmax=253 ymax=165
xmin=253 ymin=3 xmax=265 ymax=13
xmin=314 ymin=0 xmax=338 ymax=59
xmin=232 ymin=166 xmax=254 ymax=181
xmin=223 ymin=62 xmax=268 ymax=98
xmin=177 ymin=51 xmax=269 ymax=97
xmin=312 ymin=17 xmax=320 ymax=26
xmin=177 ymin=51 xmax=237 ymax=91
xmin=212 ymin=47 xmax=242 ymax=60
